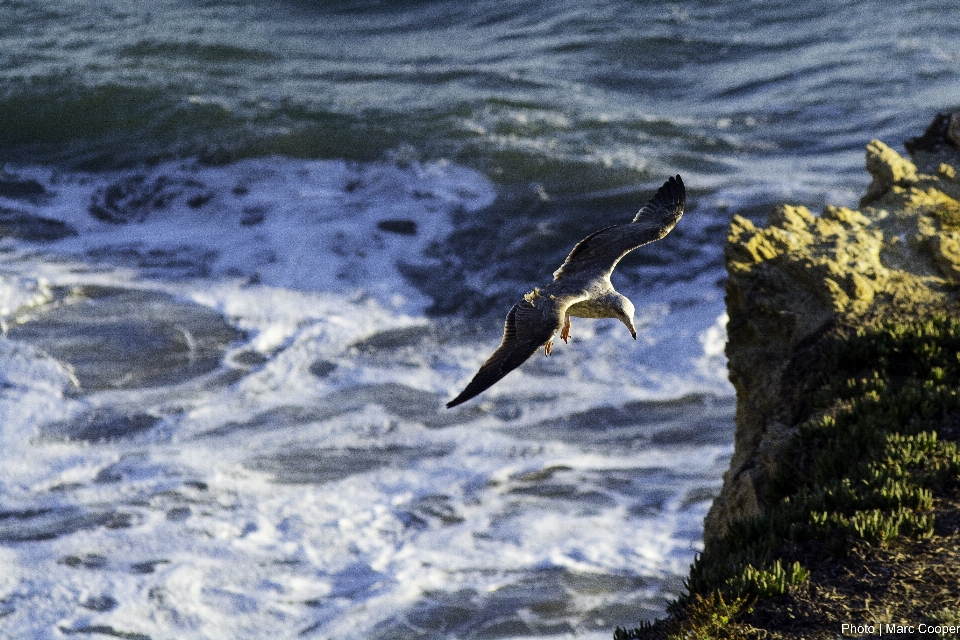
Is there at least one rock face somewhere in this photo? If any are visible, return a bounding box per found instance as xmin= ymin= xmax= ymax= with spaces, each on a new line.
xmin=705 ymin=113 xmax=960 ymax=544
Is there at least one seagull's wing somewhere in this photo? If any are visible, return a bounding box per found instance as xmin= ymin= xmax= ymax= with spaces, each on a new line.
xmin=446 ymin=296 xmax=566 ymax=408
xmin=552 ymin=175 xmax=685 ymax=281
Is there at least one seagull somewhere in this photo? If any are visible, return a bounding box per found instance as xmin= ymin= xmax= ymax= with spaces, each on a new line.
xmin=446 ymin=175 xmax=685 ymax=409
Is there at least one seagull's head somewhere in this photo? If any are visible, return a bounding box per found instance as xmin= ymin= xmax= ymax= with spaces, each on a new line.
xmin=613 ymin=294 xmax=636 ymax=340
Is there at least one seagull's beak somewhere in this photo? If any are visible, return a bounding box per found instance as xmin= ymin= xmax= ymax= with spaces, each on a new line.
xmin=619 ymin=307 xmax=636 ymax=340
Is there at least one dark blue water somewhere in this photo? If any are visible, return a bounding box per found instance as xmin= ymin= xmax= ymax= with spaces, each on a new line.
xmin=3 ymin=1 xmax=957 ymax=181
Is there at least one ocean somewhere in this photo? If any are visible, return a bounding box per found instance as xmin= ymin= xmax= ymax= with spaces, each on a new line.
xmin=0 ymin=1 xmax=958 ymax=638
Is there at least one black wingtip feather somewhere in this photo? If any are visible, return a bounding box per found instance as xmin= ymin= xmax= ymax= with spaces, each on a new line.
xmin=446 ymin=301 xmax=550 ymax=409
xmin=446 ymin=383 xmax=474 ymax=408
xmin=627 ymin=174 xmax=686 ymax=227
xmin=654 ymin=174 xmax=684 ymax=209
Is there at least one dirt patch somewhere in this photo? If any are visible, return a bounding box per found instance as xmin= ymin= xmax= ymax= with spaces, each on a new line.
xmin=735 ymin=486 xmax=960 ymax=639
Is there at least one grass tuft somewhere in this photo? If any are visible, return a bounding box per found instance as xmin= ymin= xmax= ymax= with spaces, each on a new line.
xmin=615 ymin=592 xmax=752 ymax=640
xmin=726 ymin=560 xmax=809 ymax=600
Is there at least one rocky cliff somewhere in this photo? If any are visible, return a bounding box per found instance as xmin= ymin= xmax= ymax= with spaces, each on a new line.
xmin=617 ymin=112 xmax=960 ymax=640
xmin=704 ymin=113 xmax=960 ymax=545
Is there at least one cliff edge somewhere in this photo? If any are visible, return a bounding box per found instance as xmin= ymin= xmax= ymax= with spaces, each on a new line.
xmin=617 ymin=113 xmax=960 ymax=640
xmin=706 ymin=113 xmax=960 ymax=543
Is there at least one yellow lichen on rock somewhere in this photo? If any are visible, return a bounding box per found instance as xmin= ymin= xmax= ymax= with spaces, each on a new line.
xmin=726 ymin=201 xmax=889 ymax=321
xmin=705 ymin=129 xmax=960 ymax=544
xmin=861 ymin=139 xmax=919 ymax=206
xmin=933 ymin=231 xmax=960 ymax=280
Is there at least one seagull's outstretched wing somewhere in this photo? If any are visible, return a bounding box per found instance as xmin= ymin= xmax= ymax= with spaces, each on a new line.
xmin=552 ymin=175 xmax=685 ymax=281
xmin=446 ymin=296 xmax=564 ymax=408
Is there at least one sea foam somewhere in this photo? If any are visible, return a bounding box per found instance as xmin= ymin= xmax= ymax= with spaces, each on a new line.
xmin=0 ymin=157 xmax=732 ymax=638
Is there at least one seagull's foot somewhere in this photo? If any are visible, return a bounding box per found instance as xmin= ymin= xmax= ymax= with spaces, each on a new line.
xmin=544 ymin=340 xmax=553 ymax=356
xmin=560 ymin=316 xmax=571 ymax=343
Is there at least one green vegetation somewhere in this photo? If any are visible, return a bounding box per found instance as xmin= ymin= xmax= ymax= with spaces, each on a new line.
xmin=614 ymin=592 xmax=753 ymax=640
xmin=927 ymin=608 xmax=960 ymax=640
xmin=725 ymin=560 xmax=809 ymax=600
xmin=617 ymin=311 xmax=960 ymax=639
